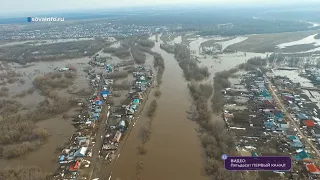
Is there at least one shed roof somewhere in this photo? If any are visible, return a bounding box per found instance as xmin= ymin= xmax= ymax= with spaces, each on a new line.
xmin=101 ymin=91 xmax=109 ymax=95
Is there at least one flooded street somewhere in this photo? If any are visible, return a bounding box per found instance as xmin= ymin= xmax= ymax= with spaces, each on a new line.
xmin=112 ymin=38 xmax=206 ymax=180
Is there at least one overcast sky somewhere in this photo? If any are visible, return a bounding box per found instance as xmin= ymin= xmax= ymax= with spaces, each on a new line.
xmin=1 ymin=0 xmax=318 ymax=16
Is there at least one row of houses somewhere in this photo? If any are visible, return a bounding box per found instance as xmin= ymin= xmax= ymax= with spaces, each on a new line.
xmin=99 ymin=65 xmax=154 ymax=161
xmin=53 ymin=70 xmax=108 ymax=179
xmin=273 ymin=75 xmax=320 ymax=178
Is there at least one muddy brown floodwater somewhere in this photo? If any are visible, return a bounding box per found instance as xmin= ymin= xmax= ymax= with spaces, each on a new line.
xmin=111 ymin=39 xmax=206 ymax=180
xmin=0 ymin=57 xmax=90 ymax=172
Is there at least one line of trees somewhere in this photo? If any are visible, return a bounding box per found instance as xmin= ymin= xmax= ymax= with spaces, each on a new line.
xmin=33 ymin=71 xmax=77 ymax=96
xmin=160 ymin=43 xmax=210 ymax=81
xmin=160 ymin=43 xmax=175 ymax=54
xmin=0 ymin=39 xmax=110 ymax=64
xmin=131 ymin=46 xmax=146 ymax=64
xmin=153 ymin=54 xmax=165 ymax=84
xmin=105 ymin=71 xmax=128 ymax=79
xmin=137 ymin=39 xmax=155 ymax=48
xmin=174 ymin=44 xmax=210 ymax=81
xmin=103 ymin=46 xmax=131 ymax=59
xmin=187 ymin=81 xmax=241 ymax=180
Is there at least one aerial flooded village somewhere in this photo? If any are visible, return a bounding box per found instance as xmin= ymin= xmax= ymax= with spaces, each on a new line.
xmin=2 ymin=4 xmax=320 ymax=180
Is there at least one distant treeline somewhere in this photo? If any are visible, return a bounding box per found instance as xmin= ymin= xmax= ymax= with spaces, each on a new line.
xmin=0 ymin=39 xmax=110 ymax=64
xmin=110 ymin=9 xmax=315 ymax=36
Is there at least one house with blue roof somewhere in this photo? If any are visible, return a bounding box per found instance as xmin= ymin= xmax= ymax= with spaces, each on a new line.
xmin=275 ymin=113 xmax=284 ymax=122
xmin=96 ymin=100 xmax=103 ymax=106
xmin=264 ymin=120 xmax=276 ymax=129
xmin=293 ymin=150 xmax=312 ymax=162
xmin=132 ymin=98 xmax=140 ymax=105
xmin=59 ymin=155 xmax=65 ymax=162
xmin=288 ymin=135 xmax=304 ymax=148
xmin=74 ymin=147 xmax=88 ymax=157
xmin=130 ymin=104 xmax=138 ymax=111
xmin=297 ymin=113 xmax=308 ymax=120
xmin=106 ymin=64 xmax=113 ymax=73
xmin=277 ymin=122 xmax=289 ymax=131
xmin=101 ymin=91 xmax=109 ymax=99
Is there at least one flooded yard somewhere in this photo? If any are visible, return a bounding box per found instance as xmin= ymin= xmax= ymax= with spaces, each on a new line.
xmin=273 ymin=69 xmax=320 ymax=108
xmin=3 ymin=57 xmax=90 ymax=108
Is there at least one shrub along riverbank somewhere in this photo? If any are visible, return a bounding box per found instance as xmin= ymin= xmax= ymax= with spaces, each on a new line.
xmin=153 ymin=55 xmax=165 ymax=85
xmin=188 ymin=82 xmax=241 ymax=180
xmin=160 ymin=43 xmax=210 ymax=81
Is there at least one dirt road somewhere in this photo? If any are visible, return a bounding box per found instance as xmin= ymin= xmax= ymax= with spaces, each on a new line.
xmin=88 ymin=78 xmax=109 ymax=180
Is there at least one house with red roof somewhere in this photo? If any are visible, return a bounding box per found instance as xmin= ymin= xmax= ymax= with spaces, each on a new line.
xmin=306 ymin=163 xmax=320 ymax=175
xmin=303 ymin=120 xmax=315 ymax=128
xmin=69 ymin=161 xmax=81 ymax=172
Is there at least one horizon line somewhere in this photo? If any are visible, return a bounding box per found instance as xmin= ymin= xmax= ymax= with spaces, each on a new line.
xmin=1 ymin=2 xmax=319 ymax=18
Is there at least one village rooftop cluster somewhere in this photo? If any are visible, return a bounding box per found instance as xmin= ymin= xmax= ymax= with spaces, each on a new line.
xmin=0 ymin=22 xmax=174 ymax=40
xmin=52 ymin=54 xmax=154 ymax=179
xmin=222 ymin=69 xmax=320 ymax=179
